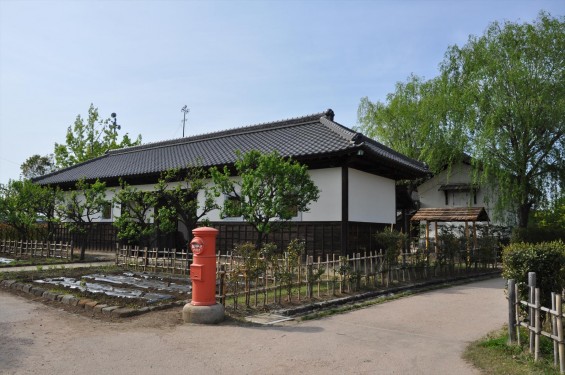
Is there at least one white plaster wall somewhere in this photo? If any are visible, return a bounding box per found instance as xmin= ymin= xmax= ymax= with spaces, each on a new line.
xmin=200 ymin=168 xmax=342 ymax=222
xmin=416 ymin=162 xmax=515 ymax=226
xmin=302 ymin=168 xmax=341 ymax=222
xmin=348 ymin=168 xmax=395 ymax=223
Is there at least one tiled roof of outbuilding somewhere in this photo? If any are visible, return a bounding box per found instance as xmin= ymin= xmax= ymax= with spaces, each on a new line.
xmin=34 ymin=109 xmax=428 ymax=186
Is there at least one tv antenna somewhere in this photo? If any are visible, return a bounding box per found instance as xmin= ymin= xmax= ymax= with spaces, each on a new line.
xmin=181 ymin=105 xmax=190 ymax=137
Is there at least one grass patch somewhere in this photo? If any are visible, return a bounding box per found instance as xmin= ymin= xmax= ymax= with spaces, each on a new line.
xmin=464 ymin=327 xmax=561 ymax=375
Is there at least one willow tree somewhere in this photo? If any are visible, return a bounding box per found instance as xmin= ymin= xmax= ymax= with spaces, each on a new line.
xmin=442 ymin=12 xmax=565 ymax=227
xmin=358 ymin=74 xmax=468 ymax=175
xmin=359 ymin=12 xmax=565 ymax=228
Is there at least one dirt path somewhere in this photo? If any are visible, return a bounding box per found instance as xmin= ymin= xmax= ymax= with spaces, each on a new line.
xmin=0 ymin=277 xmax=506 ymax=375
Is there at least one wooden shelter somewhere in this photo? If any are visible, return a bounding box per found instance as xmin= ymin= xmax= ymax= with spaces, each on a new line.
xmin=410 ymin=207 xmax=490 ymax=250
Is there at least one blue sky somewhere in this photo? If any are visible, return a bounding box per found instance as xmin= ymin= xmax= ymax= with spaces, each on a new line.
xmin=0 ymin=0 xmax=562 ymax=184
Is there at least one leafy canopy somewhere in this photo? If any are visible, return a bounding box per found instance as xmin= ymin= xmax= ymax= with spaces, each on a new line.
xmin=54 ymin=104 xmax=142 ymax=169
xmin=20 ymin=154 xmax=55 ymax=180
xmin=112 ymin=179 xmax=161 ymax=246
xmin=358 ymin=12 xmax=565 ymax=227
xmin=211 ymin=150 xmax=320 ymax=248
xmin=56 ymin=179 xmax=109 ymax=259
xmin=0 ymin=180 xmax=46 ymax=238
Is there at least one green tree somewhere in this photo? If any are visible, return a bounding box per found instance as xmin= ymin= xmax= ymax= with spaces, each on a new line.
xmin=56 ymin=179 xmax=108 ymax=260
xmin=211 ymin=150 xmax=320 ymax=248
xmin=112 ymin=180 xmax=161 ymax=247
xmin=357 ymin=74 xmax=467 ymax=174
xmin=0 ymin=179 xmax=44 ymax=238
xmin=358 ymin=12 xmax=565 ymax=227
xmin=156 ymin=166 xmax=220 ymax=242
xmin=54 ymin=104 xmax=142 ymax=169
xmin=442 ymin=11 xmax=565 ymax=228
xmin=20 ymin=154 xmax=56 ymax=180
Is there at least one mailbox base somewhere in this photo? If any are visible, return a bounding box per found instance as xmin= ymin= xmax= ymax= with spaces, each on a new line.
xmin=182 ymin=303 xmax=225 ymax=324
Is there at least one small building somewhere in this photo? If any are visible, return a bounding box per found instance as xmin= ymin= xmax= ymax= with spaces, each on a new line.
xmin=35 ymin=109 xmax=428 ymax=256
xmin=413 ymin=156 xmax=515 ymax=244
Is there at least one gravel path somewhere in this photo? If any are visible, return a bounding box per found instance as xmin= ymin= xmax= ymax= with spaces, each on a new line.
xmin=0 ymin=277 xmax=506 ymax=375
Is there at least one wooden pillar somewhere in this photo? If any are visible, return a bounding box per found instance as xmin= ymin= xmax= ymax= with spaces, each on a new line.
xmin=340 ymin=166 xmax=349 ymax=255
xmin=473 ymin=221 xmax=477 ymax=249
xmin=465 ymin=221 xmax=469 ymax=251
xmin=434 ymin=221 xmax=438 ymax=252
xmin=425 ymin=221 xmax=429 ymax=250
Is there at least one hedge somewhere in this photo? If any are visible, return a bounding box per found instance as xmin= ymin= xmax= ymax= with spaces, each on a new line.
xmin=502 ymin=241 xmax=565 ymax=307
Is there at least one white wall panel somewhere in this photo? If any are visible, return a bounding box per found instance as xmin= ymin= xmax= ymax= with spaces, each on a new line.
xmin=348 ymin=168 xmax=395 ymax=223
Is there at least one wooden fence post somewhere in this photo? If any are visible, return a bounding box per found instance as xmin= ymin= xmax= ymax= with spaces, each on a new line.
xmin=556 ymin=293 xmax=565 ymax=374
xmin=534 ymin=287 xmax=541 ymax=362
xmin=507 ymin=279 xmax=517 ymax=344
xmin=528 ymin=272 xmax=536 ymax=354
xmin=552 ymin=292 xmax=558 ymax=368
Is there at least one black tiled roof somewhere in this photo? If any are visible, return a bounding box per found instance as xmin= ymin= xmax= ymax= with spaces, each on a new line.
xmin=34 ymin=109 xmax=428 ymax=186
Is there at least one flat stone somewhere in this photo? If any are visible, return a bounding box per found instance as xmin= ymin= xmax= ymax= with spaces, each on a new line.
xmin=42 ymin=291 xmax=59 ymax=301
xmin=61 ymin=295 xmax=79 ymax=306
xmin=1 ymin=280 xmax=16 ymax=288
xmin=111 ymin=307 xmax=138 ymax=318
xmin=94 ymin=304 xmax=108 ymax=313
xmin=22 ymin=284 xmax=32 ymax=293
xmin=101 ymin=306 xmax=120 ymax=315
xmin=12 ymin=282 xmax=24 ymax=291
xmin=84 ymin=300 xmax=98 ymax=311
xmin=31 ymin=287 xmax=45 ymax=296
xmin=78 ymin=299 xmax=95 ymax=309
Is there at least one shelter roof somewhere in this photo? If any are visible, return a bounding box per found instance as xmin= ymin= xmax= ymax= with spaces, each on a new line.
xmin=34 ymin=109 xmax=428 ymax=187
xmin=410 ymin=207 xmax=490 ymax=222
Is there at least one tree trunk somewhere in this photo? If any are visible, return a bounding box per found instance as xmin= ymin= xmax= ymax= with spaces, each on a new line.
xmin=255 ymin=232 xmax=265 ymax=250
xmin=518 ymin=202 xmax=532 ymax=228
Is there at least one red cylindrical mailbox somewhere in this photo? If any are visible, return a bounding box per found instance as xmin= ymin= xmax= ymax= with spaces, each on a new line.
xmin=189 ymin=227 xmax=218 ymax=306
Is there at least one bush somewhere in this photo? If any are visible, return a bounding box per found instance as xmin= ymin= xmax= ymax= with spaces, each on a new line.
xmin=502 ymin=241 xmax=565 ymax=307
xmin=511 ymin=226 xmax=565 ymax=244
xmin=374 ymin=228 xmax=407 ymax=265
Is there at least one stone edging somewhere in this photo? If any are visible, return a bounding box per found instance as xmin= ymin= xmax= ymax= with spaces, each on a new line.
xmin=0 ymin=279 xmax=185 ymax=318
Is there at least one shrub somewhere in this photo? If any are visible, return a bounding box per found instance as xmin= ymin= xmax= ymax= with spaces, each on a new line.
xmin=374 ymin=228 xmax=407 ymax=266
xmin=502 ymin=241 xmax=565 ymax=307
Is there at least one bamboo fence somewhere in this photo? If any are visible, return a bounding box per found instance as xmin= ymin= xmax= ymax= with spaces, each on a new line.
xmin=508 ymin=274 xmax=565 ymax=373
xmin=216 ymin=247 xmax=498 ymax=310
xmin=115 ymin=245 xmax=192 ymax=275
xmin=0 ymin=239 xmax=73 ymax=260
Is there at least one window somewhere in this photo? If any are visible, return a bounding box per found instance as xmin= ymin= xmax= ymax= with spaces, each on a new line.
xmin=101 ymin=202 xmax=112 ymax=220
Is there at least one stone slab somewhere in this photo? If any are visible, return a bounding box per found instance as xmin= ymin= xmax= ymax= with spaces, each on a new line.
xmin=94 ymin=304 xmax=108 ymax=313
xmin=84 ymin=300 xmax=98 ymax=311
xmin=101 ymin=306 xmax=120 ymax=315
xmin=61 ymin=295 xmax=79 ymax=306
xmin=31 ymin=287 xmax=45 ymax=296
xmin=1 ymin=280 xmax=17 ymax=288
xmin=111 ymin=307 xmax=138 ymax=318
